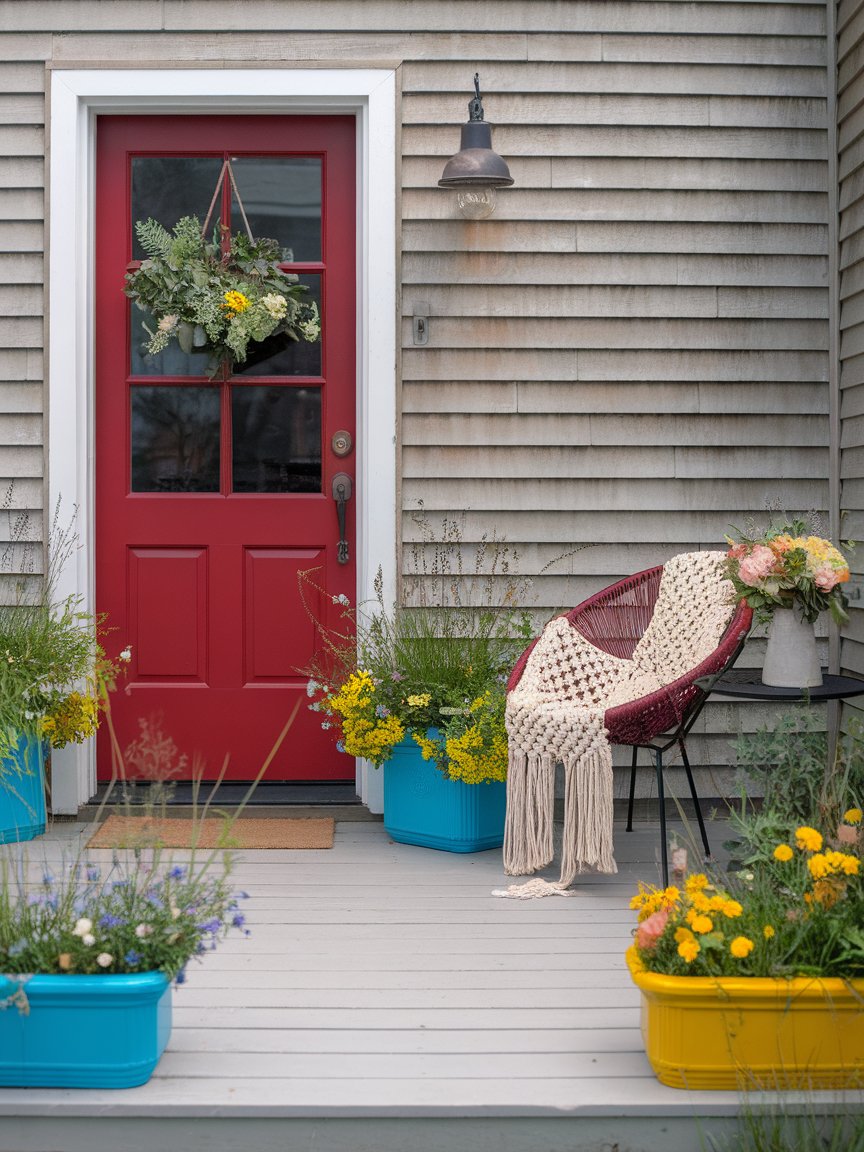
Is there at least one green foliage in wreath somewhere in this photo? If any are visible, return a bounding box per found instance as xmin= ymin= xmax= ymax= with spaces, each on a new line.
xmin=124 ymin=216 xmax=320 ymax=373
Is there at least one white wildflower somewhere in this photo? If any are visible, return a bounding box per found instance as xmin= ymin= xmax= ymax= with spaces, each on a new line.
xmin=119 ymin=646 xmax=132 ymax=663
xmin=261 ymin=293 xmax=288 ymax=321
xmin=96 ymin=952 xmax=114 ymax=968
xmin=82 ymin=933 xmax=96 ymax=947
xmin=72 ymin=918 xmax=92 ymax=937
xmin=157 ymin=313 xmax=179 ymax=333
xmin=134 ymin=923 xmax=154 ymax=938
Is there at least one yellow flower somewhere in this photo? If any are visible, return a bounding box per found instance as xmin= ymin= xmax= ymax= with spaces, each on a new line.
xmin=41 ymin=692 xmax=100 ymax=748
xmin=843 ymin=808 xmax=863 ymax=826
xmin=412 ymin=732 xmax=440 ymax=762
xmin=625 ymin=945 xmax=645 ymax=974
xmin=685 ymin=873 xmax=709 ymax=894
xmin=674 ymin=926 xmax=694 ymax=944
xmin=763 ymin=925 xmax=775 ymax=939
xmin=773 ymin=843 xmax=794 ymax=862
xmin=795 ymin=826 xmax=823 ymax=853
xmin=406 ymin=693 xmax=431 ymax=707
xmin=678 ymin=938 xmax=701 ymax=963
xmin=839 ymin=854 xmax=860 ymax=876
xmin=730 ymin=936 xmax=754 ymax=958
xmin=690 ymin=914 xmax=713 ymax=935
xmin=223 ymin=289 xmax=250 ymax=314
xmin=690 ymin=891 xmax=712 ymax=913
xmin=807 ymin=853 xmax=830 ymax=879
xmin=662 ymin=886 xmax=681 ymax=904
xmin=721 ymin=899 xmax=743 ymax=919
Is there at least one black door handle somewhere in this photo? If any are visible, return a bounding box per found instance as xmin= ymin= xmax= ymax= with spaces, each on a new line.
xmin=331 ymin=472 xmax=353 ymax=565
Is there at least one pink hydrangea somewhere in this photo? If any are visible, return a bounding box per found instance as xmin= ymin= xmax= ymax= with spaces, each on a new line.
xmin=814 ymin=564 xmax=839 ymax=591
xmin=736 ymin=545 xmax=776 ymax=587
xmin=635 ymin=906 xmax=670 ymax=950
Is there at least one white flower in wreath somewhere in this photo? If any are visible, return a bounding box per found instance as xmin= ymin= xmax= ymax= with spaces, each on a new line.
xmin=261 ymin=293 xmax=288 ymax=321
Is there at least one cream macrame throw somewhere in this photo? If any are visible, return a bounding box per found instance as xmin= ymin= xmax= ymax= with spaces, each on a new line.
xmin=499 ymin=551 xmax=735 ymax=897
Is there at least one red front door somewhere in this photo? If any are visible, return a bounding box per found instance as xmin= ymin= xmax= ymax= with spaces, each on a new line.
xmin=95 ymin=115 xmax=356 ymax=781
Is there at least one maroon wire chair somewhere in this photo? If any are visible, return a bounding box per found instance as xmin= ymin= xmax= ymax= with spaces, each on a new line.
xmin=507 ymin=563 xmax=753 ymax=885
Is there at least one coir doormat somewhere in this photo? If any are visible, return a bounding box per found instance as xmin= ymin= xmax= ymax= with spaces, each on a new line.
xmin=86 ymin=815 xmax=334 ymax=850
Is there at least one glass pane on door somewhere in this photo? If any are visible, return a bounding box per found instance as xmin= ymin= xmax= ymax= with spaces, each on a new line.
xmin=131 ymin=386 xmax=221 ymax=492
xmin=131 ymin=157 xmax=223 ymax=259
xmin=232 ymin=385 xmax=321 ymax=493
xmin=129 ymin=303 xmax=213 ymax=378
xmin=230 ymin=157 xmax=322 ymax=261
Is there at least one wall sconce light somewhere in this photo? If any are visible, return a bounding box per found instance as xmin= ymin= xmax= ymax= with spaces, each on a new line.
xmin=438 ymin=73 xmax=513 ymax=219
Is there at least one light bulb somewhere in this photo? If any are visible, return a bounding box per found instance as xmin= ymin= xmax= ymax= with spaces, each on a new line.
xmin=456 ymin=187 xmax=496 ymax=219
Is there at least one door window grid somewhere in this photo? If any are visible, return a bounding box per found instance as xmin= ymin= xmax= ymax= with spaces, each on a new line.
xmin=128 ymin=154 xmax=325 ymax=493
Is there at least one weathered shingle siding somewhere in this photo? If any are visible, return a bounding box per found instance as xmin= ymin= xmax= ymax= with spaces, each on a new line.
xmin=0 ymin=1 xmax=831 ymax=780
xmin=838 ymin=0 xmax=864 ymax=692
xmin=0 ymin=30 xmax=45 ymax=597
xmin=400 ymin=3 xmax=830 ymax=779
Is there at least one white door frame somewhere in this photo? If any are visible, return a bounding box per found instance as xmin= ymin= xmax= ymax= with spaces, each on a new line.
xmin=47 ymin=67 xmax=397 ymax=814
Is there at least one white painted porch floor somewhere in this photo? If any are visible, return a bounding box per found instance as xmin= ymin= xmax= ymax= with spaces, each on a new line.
xmin=0 ymin=815 xmax=862 ymax=1152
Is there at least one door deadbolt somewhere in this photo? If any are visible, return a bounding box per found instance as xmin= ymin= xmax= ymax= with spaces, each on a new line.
xmin=332 ymin=430 xmax=353 ymax=458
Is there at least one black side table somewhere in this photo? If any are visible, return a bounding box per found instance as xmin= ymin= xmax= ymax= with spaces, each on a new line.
xmin=695 ymin=670 xmax=864 ymax=702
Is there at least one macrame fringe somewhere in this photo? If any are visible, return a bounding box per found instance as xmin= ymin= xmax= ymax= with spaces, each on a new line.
xmin=502 ymin=750 xmax=555 ymax=876
xmin=559 ymin=746 xmax=617 ymax=888
xmin=491 ymin=878 xmax=575 ymax=900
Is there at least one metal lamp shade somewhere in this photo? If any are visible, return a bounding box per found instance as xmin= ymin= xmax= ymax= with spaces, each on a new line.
xmin=438 ymin=121 xmax=514 ymax=189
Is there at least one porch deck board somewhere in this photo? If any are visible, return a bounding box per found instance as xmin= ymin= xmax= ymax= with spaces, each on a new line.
xmin=1 ymin=818 xmax=861 ymax=1152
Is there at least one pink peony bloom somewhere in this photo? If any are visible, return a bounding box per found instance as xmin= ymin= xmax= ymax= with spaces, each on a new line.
xmin=814 ymin=564 xmax=839 ymax=591
xmin=635 ymin=906 xmax=670 ymax=950
xmin=737 ymin=545 xmax=776 ymax=586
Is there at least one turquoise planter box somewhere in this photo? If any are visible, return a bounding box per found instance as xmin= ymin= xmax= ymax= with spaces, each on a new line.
xmin=0 ymin=733 xmax=46 ymax=845
xmin=0 ymin=972 xmax=172 ymax=1088
xmin=383 ymin=733 xmax=506 ymax=853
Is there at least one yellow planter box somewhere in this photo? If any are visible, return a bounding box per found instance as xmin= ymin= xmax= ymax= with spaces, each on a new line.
xmin=626 ymin=949 xmax=864 ymax=1090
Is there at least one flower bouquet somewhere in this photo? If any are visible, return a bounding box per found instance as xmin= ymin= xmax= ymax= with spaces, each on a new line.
xmin=724 ymin=517 xmax=850 ymax=625
xmin=626 ymin=814 xmax=864 ymax=1089
xmin=124 ymin=215 xmax=320 ymax=376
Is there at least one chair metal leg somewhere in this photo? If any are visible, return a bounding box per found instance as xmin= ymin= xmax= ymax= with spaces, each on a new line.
xmin=679 ymin=738 xmax=711 ymax=859
xmin=655 ymin=748 xmax=669 ymax=888
xmin=626 ymin=746 xmax=638 ymax=832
